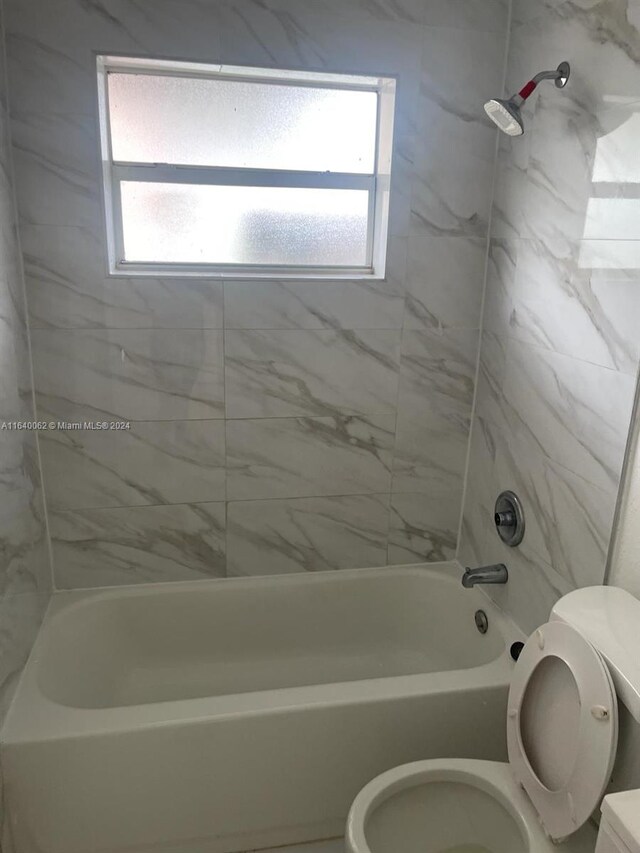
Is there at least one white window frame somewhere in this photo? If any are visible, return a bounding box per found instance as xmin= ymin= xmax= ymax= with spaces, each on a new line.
xmin=96 ymin=55 xmax=396 ymax=280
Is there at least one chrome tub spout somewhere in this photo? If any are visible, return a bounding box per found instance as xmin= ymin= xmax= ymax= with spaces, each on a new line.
xmin=462 ymin=564 xmax=508 ymax=588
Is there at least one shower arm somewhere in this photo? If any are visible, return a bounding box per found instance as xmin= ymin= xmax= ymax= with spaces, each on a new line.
xmin=510 ymin=62 xmax=570 ymax=106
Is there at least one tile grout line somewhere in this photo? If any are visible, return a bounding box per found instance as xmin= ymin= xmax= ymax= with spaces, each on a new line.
xmin=455 ymin=0 xmax=513 ymax=560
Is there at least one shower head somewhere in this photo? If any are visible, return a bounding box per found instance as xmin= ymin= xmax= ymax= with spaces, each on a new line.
xmin=484 ymin=97 xmax=524 ymax=136
xmin=484 ymin=61 xmax=570 ymax=136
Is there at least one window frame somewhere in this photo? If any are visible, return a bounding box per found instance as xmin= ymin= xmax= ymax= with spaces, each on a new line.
xmin=96 ymin=55 xmax=396 ymax=280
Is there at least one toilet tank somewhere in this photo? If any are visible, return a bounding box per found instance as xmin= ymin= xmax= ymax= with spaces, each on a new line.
xmin=551 ymin=587 xmax=640 ymax=794
xmin=596 ymin=791 xmax=640 ymax=853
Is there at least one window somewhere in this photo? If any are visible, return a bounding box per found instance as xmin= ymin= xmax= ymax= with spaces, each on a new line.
xmin=97 ymin=56 xmax=396 ymax=279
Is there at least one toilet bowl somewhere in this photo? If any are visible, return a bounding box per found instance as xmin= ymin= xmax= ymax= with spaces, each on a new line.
xmin=346 ymin=587 xmax=640 ymax=853
xmin=346 ymin=759 xmax=595 ymax=853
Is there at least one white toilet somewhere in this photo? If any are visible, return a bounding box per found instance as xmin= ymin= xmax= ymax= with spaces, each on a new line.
xmin=346 ymin=586 xmax=640 ymax=853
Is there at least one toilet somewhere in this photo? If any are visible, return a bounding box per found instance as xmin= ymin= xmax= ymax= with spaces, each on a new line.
xmin=346 ymin=586 xmax=640 ymax=853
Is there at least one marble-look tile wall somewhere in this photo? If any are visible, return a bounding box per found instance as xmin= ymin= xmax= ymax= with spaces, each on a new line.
xmin=0 ymin=0 xmax=51 ymax=722
xmin=459 ymin=0 xmax=640 ymax=632
xmin=4 ymin=0 xmax=508 ymax=587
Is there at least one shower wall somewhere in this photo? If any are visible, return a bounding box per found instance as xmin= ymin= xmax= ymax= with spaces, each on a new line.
xmin=4 ymin=0 xmax=508 ymax=588
xmin=460 ymin=0 xmax=640 ymax=631
xmin=0 ymin=1 xmax=50 ymax=721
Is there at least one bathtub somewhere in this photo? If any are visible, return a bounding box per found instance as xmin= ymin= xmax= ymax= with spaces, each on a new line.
xmin=1 ymin=562 xmax=523 ymax=853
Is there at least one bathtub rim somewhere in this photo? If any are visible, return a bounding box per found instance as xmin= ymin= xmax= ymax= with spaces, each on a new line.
xmin=1 ymin=561 xmax=524 ymax=746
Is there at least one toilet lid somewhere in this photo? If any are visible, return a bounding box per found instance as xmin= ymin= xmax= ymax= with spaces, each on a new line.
xmin=507 ymin=621 xmax=618 ymax=842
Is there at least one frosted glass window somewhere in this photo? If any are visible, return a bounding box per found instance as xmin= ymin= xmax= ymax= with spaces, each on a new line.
xmin=108 ymin=74 xmax=378 ymax=174
xmin=121 ymin=183 xmax=370 ymax=267
xmin=97 ymin=56 xmax=396 ymax=278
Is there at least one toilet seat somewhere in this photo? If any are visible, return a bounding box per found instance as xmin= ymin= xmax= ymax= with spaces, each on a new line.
xmin=507 ymin=621 xmax=618 ymax=841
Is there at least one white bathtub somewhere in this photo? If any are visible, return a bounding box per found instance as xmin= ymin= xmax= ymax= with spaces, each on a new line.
xmin=1 ymin=562 xmax=522 ymax=853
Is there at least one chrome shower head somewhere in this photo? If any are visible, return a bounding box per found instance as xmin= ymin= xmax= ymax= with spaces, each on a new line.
xmin=484 ymin=61 xmax=570 ymax=136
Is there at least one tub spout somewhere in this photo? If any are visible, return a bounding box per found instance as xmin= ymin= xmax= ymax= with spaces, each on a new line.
xmin=462 ymin=564 xmax=508 ymax=588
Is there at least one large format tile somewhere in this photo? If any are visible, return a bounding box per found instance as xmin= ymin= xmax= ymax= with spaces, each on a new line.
xmin=4 ymin=0 xmax=518 ymax=599
xmin=260 ymin=0 xmax=426 ymax=24
xmin=0 ymin=591 xmax=48 ymax=722
xmin=496 ymin=240 xmax=640 ymax=374
xmin=385 ymin=236 xmax=410 ymax=295
xmin=212 ymin=5 xmax=424 ymax=83
xmin=11 ymin=112 xmax=101 ymax=228
xmin=32 ymin=328 xmax=225 ymax=421
xmin=483 ymin=237 xmax=640 ymax=374
xmin=500 ymin=341 xmax=636 ymax=493
xmin=472 ymin=332 xmax=509 ymax=427
xmin=225 ymin=329 xmax=401 ymax=418
xmin=479 ymin=535 xmax=573 ymax=636
xmin=517 ymin=96 xmax=595 ymax=257
xmin=510 ymin=0 xmax=556 ymax=27
xmin=224 ymin=279 xmax=403 ymax=330
xmin=6 ymin=0 xmax=225 ymax=114
xmin=581 ymin=266 xmax=640 ymax=376
xmin=457 ymin=414 xmax=498 ymax=569
xmin=388 ymin=492 xmax=459 ymax=564
xmin=489 ymin=134 xmax=531 ymax=242
xmin=0 ymin=223 xmax=33 ymax=419
xmin=417 ymin=27 xmax=506 ymax=147
xmin=578 ymin=239 xmax=640 ymax=271
xmin=392 ymin=329 xmax=478 ymax=494
xmin=0 ymin=429 xmax=50 ymax=601
xmin=388 ymin=136 xmax=415 ymax=239
xmin=50 ymin=502 xmax=226 ymax=589
xmin=392 ymin=411 xmax=471 ymax=496
xmin=396 ymin=328 xmax=478 ymax=416
xmin=39 ymin=420 xmax=226 ymax=510
xmin=0 ymin=316 xmax=31 ymax=420
xmin=591 ymin=98 xmax=640 ymax=186
xmin=404 ymin=235 xmax=486 ymax=331
xmin=461 ymin=338 xmax=624 ymax=627
xmin=410 ymin=28 xmax=503 ymax=239
xmin=494 ymin=443 xmax=615 ymax=590
xmin=227 ymin=494 xmax=389 ymax=576
xmin=22 ymin=226 xmax=224 ymax=330
xmin=226 ymin=415 xmax=395 ymax=500
xmin=462 ymin=341 xmax=628 ymax=627
xmin=410 ymin=141 xmax=496 ymax=239
xmin=0 ymin=183 xmax=28 ymax=327
xmin=422 ymin=0 xmax=509 ymax=32
xmin=6 ymin=31 xmax=98 ymax=116
xmin=458 ymin=418 xmax=575 ymax=634
xmin=481 ymin=239 xmax=519 ymax=340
